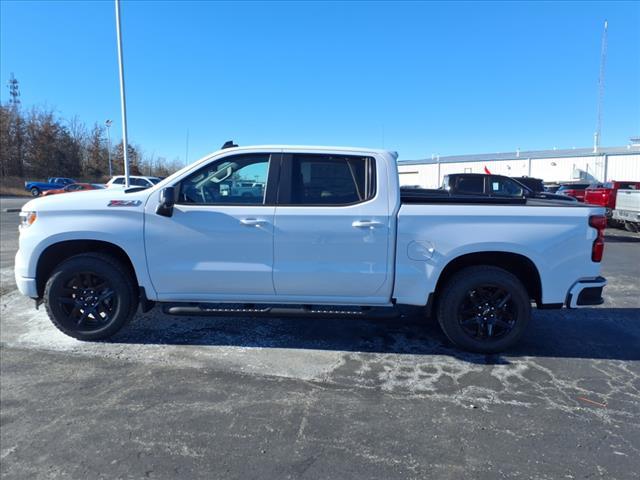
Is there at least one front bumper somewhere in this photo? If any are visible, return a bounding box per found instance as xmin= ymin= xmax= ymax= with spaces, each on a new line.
xmin=14 ymin=248 xmax=38 ymax=298
xmin=15 ymin=274 xmax=38 ymax=298
xmin=566 ymin=276 xmax=607 ymax=308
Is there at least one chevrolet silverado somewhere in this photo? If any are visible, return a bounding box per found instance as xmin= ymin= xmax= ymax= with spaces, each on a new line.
xmin=15 ymin=145 xmax=607 ymax=353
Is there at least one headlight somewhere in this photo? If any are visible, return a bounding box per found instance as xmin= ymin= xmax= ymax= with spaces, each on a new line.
xmin=19 ymin=211 xmax=37 ymax=228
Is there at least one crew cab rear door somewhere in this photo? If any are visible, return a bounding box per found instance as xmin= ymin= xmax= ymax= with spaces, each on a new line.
xmin=272 ymin=152 xmax=392 ymax=302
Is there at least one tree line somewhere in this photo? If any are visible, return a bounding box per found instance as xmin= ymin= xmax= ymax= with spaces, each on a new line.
xmin=0 ymin=75 xmax=183 ymax=181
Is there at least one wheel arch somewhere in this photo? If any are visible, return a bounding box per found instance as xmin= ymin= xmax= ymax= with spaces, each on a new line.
xmin=431 ymin=251 xmax=542 ymax=311
xmin=35 ymin=240 xmax=139 ymax=297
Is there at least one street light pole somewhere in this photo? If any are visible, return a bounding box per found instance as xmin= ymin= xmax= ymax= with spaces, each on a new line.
xmin=114 ymin=0 xmax=130 ymax=187
xmin=105 ymin=119 xmax=113 ymax=178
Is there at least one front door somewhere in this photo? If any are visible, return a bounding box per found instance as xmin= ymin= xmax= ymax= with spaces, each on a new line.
xmin=144 ymin=153 xmax=277 ymax=300
xmin=272 ymin=153 xmax=391 ymax=301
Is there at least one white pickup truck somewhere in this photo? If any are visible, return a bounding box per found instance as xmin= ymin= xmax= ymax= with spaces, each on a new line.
xmin=15 ymin=144 xmax=608 ymax=353
xmin=612 ymin=189 xmax=640 ymax=232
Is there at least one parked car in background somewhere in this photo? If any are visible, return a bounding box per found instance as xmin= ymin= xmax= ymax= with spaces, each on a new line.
xmin=511 ymin=176 xmax=545 ymax=192
xmin=41 ymin=183 xmax=105 ymax=197
xmin=106 ymin=175 xmax=162 ymax=189
xmin=437 ymin=174 xmax=576 ymax=202
xmin=556 ymin=183 xmax=593 ymax=202
xmin=584 ymin=181 xmax=640 ymax=216
xmin=612 ymin=189 xmax=640 ymax=232
xmin=230 ymin=181 xmax=265 ymax=198
xmin=24 ymin=177 xmax=76 ymax=197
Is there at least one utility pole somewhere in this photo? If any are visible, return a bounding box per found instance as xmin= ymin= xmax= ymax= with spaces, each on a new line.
xmin=105 ymin=119 xmax=113 ymax=177
xmin=115 ymin=0 xmax=130 ymax=187
xmin=593 ymin=20 xmax=608 ymax=153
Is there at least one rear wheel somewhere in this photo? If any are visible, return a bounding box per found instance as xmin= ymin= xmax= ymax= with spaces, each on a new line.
xmin=30 ymin=187 xmax=40 ymax=197
xmin=44 ymin=253 xmax=138 ymax=341
xmin=436 ymin=266 xmax=531 ymax=353
xmin=624 ymin=222 xmax=639 ymax=233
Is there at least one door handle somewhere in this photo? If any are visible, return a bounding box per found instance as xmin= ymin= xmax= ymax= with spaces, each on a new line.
xmin=352 ymin=220 xmax=384 ymax=229
xmin=240 ymin=218 xmax=268 ymax=227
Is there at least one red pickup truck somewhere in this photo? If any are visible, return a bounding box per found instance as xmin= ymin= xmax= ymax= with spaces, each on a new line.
xmin=585 ymin=181 xmax=640 ymax=215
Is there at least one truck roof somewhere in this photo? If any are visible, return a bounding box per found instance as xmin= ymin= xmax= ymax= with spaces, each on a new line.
xmin=208 ymin=145 xmax=398 ymax=158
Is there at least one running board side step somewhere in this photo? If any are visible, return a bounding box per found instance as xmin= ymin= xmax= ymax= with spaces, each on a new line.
xmin=162 ymin=303 xmax=401 ymax=319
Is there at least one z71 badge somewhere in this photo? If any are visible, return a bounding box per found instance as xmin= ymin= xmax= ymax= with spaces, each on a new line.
xmin=108 ymin=200 xmax=142 ymax=207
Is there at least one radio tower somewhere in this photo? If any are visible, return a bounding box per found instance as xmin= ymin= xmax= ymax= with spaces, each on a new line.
xmin=593 ymin=20 xmax=608 ymax=153
xmin=7 ymin=73 xmax=20 ymax=109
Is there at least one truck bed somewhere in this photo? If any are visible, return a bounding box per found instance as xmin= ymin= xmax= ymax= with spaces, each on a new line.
xmin=399 ymin=188 xmax=580 ymax=206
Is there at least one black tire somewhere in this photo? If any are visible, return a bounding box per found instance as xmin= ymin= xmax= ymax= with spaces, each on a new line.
xmin=44 ymin=253 xmax=138 ymax=341
xmin=436 ymin=266 xmax=531 ymax=353
xmin=31 ymin=187 xmax=40 ymax=197
xmin=624 ymin=222 xmax=639 ymax=233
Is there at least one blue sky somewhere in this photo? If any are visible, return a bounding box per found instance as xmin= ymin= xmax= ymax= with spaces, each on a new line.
xmin=1 ymin=1 xmax=639 ymax=163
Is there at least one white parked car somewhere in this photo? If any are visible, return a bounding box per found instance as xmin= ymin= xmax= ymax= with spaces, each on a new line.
xmin=15 ymin=144 xmax=607 ymax=353
xmin=106 ymin=175 xmax=161 ymax=189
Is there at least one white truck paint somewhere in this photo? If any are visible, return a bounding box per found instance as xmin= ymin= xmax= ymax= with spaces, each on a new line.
xmin=106 ymin=175 xmax=161 ymax=188
xmin=612 ymin=189 xmax=640 ymax=232
xmin=14 ymin=145 xmax=608 ymax=352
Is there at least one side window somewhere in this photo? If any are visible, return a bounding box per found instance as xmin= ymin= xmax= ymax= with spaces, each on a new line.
xmin=490 ymin=177 xmax=524 ymax=197
xmin=455 ymin=176 xmax=484 ymax=194
xmin=66 ymin=184 xmax=82 ymax=191
xmin=130 ymin=178 xmax=150 ymax=187
xmin=112 ymin=178 xmax=125 ymax=185
xmin=178 ymin=154 xmax=270 ymax=205
xmin=286 ymin=154 xmax=375 ymax=206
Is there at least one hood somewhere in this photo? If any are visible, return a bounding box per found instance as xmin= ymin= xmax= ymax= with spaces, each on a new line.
xmin=22 ymin=187 xmax=151 ymax=212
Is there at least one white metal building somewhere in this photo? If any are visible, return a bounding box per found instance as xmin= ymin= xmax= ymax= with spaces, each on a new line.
xmin=397 ymin=142 xmax=640 ymax=188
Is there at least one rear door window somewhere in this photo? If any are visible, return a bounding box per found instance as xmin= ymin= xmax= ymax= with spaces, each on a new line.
xmin=454 ymin=176 xmax=484 ymax=194
xmin=280 ymin=154 xmax=376 ymax=206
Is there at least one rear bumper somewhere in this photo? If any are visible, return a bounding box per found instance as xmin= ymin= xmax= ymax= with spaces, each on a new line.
xmin=566 ymin=276 xmax=607 ymax=308
xmin=612 ymin=209 xmax=640 ymax=223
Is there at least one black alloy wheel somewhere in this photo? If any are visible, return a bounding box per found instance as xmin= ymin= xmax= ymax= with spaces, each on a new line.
xmin=44 ymin=253 xmax=137 ymax=340
xmin=457 ymin=284 xmax=517 ymax=340
xmin=436 ymin=266 xmax=531 ymax=353
xmin=56 ymin=271 xmax=117 ymax=333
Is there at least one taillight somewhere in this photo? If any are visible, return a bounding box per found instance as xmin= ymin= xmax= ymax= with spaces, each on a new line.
xmin=589 ymin=215 xmax=606 ymax=262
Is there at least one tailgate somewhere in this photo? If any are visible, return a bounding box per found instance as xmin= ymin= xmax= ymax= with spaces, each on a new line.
xmin=616 ymin=190 xmax=640 ymax=212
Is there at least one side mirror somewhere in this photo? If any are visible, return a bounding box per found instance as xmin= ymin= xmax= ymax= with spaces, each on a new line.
xmin=156 ymin=186 xmax=175 ymax=217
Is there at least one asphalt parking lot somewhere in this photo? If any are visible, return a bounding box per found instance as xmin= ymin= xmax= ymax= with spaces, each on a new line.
xmin=1 ymin=196 xmax=639 ymax=479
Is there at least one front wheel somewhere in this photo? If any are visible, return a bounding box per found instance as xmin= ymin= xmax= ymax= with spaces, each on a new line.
xmin=44 ymin=253 xmax=138 ymax=341
xmin=30 ymin=187 xmax=40 ymax=197
xmin=436 ymin=266 xmax=531 ymax=353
